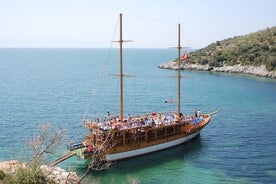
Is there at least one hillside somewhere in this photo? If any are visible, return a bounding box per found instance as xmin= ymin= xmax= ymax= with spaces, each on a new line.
xmin=159 ymin=26 xmax=276 ymax=78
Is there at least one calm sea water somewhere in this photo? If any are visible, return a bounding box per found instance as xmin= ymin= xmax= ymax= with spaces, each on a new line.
xmin=0 ymin=48 xmax=276 ymax=184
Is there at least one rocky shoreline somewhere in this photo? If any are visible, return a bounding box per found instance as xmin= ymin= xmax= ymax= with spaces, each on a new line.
xmin=0 ymin=160 xmax=79 ymax=184
xmin=158 ymin=60 xmax=276 ymax=78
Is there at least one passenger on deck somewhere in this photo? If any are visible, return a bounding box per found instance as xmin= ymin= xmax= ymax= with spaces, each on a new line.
xmin=179 ymin=113 xmax=183 ymax=121
xmin=198 ymin=110 xmax=201 ymax=117
xmin=152 ymin=119 xmax=156 ymax=127
xmin=106 ymin=111 xmax=111 ymax=121
xmin=127 ymin=114 xmax=131 ymax=122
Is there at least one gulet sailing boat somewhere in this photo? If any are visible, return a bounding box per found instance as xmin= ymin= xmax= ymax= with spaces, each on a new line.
xmin=67 ymin=14 xmax=219 ymax=161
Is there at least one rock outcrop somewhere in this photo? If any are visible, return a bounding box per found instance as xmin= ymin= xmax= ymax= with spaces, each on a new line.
xmin=158 ymin=60 xmax=276 ymax=78
xmin=0 ymin=160 xmax=26 ymax=174
xmin=0 ymin=160 xmax=79 ymax=184
xmin=40 ymin=165 xmax=79 ymax=184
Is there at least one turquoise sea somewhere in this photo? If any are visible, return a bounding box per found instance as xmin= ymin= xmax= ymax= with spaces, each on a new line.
xmin=0 ymin=48 xmax=276 ymax=183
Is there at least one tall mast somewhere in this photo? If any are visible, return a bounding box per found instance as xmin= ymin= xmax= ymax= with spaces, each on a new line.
xmin=112 ymin=13 xmax=132 ymax=122
xmin=177 ymin=24 xmax=181 ymax=116
xmin=119 ymin=13 xmax=124 ymax=122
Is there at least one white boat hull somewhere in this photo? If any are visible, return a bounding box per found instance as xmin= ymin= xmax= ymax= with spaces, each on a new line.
xmin=106 ymin=131 xmax=201 ymax=161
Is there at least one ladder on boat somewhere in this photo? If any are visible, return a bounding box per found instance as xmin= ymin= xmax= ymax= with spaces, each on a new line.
xmin=48 ymin=152 xmax=76 ymax=167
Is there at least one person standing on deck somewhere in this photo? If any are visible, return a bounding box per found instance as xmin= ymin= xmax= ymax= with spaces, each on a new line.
xmin=106 ymin=111 xmax=111 ymax=121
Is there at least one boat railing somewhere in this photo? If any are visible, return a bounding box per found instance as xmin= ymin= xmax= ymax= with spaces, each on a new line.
xmin=84 ymin=120 xmax=98 ymax=129
xmin=83 ymin=113 xmax=209 ymax=136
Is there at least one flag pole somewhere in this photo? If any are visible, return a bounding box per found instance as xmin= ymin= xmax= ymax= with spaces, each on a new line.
xmin=177 ymin=24 xmax=181 ymax=116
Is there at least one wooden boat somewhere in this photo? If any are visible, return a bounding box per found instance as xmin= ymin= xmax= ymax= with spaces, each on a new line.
xmin=68 ymin=14 xmax=219 ymax=161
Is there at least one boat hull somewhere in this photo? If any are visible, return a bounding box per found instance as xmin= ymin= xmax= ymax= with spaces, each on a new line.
xmin=106 ymin=130 xmax=200 ymax=161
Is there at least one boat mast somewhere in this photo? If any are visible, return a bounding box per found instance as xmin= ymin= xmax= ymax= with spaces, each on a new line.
xmin=112 ymin=13 xmax=132 ymax=122
xmin=177 ymin=24 xmax=181 ymax=116
xmin=119 ymin=13 xmax=124 ymax=122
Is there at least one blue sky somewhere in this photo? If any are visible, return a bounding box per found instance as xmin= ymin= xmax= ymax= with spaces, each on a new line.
xmin=1 ymin=0 xmax=276 ymax=48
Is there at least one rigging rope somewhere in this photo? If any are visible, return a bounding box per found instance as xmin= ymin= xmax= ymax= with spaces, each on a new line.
xmin=80 ymin=16 xmax=120 ymax=124
xmin=68 ymin=16 xmax=120 ymax=143
xmin=125 ymin=13 xmax=176 ymax=25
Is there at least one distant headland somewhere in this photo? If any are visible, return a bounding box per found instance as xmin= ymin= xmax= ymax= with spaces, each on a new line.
xmin=158 ymin=26 xmax=276 ymax=78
